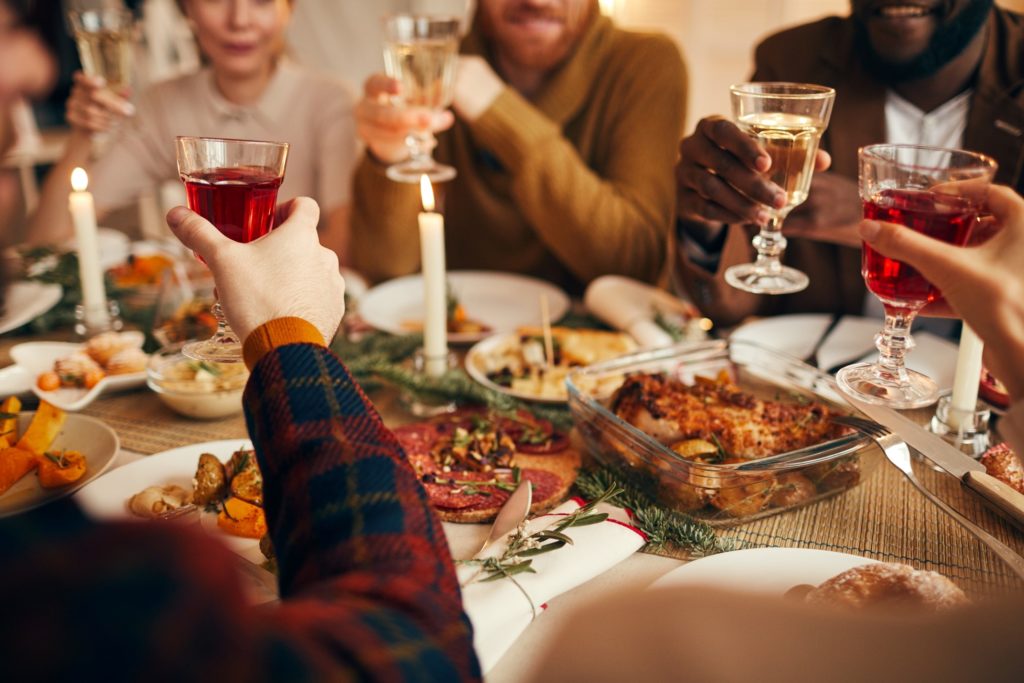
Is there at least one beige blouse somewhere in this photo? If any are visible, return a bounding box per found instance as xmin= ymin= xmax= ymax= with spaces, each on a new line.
xmin=89 ymin=60 xmax=357 ymax=215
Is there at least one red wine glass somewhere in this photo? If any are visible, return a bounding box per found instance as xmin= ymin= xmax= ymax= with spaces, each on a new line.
xmin=837 ymin=144 xmax=996 ymax=409
xmin=175 ymin=136 xmax=289 ymax=362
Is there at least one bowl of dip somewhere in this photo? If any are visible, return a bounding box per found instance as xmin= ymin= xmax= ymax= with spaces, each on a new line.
xmin=147 ymin=346 xmax=248 ymax=419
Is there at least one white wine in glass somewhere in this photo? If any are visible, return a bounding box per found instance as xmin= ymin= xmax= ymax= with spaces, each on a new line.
xmin=382 ymin=15 xmax=461 ymax=184
xmin=68 ymin=8 xmax=135 ymax=91
xmin=725 ymin=83 xmax=835 ymax=295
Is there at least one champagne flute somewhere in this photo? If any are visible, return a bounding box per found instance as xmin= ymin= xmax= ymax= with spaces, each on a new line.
xmin=175 ymin=137 xmax=289 ymax=363
xmin=68 ymin=6 xmax=135 ymax=93
xmin=837 ymin=144 xmax=996 ymax=409
xmin=382 ymin=14 xmax=460 ymax=184
xmin=725 ymin=83 xmax=835 ymax=295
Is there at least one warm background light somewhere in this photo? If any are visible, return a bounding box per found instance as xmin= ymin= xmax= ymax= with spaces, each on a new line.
xmin=420 ymin=174 xmax=436 ymax=212
xmin=598 ymin=0 xmax=617 ymax=16
xmin=71 ymin=167 xmax=89 ymax=193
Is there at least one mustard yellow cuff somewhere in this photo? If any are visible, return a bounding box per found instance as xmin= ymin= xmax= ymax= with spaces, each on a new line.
xmin=242 ymin=317 xmax=325 ymax=370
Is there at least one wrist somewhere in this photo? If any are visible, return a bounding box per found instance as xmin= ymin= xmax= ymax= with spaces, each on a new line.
xmin=242 ymin=317 xmax=326 ymax=370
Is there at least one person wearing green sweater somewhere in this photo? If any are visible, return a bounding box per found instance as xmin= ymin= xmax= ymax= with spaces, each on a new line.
xmin=350 ymin=0 xmax=687 ymax=294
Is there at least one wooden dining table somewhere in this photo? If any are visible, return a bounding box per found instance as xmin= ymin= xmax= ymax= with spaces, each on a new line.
xmin=2 ymin=330 xmax=1022 ymax=681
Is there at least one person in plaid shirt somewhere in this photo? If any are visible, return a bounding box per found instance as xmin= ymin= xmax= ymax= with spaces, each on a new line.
xmin=0 ymin=198 xmax=480 ymax=682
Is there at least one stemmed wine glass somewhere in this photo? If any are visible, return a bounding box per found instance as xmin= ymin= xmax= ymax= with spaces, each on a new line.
xmin=175 ymin=136 xmax=289 ymax=363
xmin=837 ymin=144 xmax=997 ymax=409
xmin=68 ymin=4 xmax=136 ymax=94
xmin=382 ymin=14 xmax=461 ymax=184
xmin=725 ymin=83 xmax=835 ymax=295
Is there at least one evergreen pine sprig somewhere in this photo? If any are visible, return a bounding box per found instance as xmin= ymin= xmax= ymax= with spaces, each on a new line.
xmin=574 ymin=468 xmax=739 ymax=556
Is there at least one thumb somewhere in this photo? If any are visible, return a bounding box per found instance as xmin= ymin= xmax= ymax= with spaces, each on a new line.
xmin=166 ymin=206 xmax=232 ymax=261
xmin=858 ymin=219 xmax=965 ymax=286
xmin=269 ymin=197 xmax=320 ymax=237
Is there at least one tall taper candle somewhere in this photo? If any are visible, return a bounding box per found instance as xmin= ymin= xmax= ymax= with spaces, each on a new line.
xmin=418 ymin=175 xmax=448 ymax=377
xmin=950 ymin=323 xmax=984 ymax=431
xmin=68 ymin=167 xmax=110 ymax=329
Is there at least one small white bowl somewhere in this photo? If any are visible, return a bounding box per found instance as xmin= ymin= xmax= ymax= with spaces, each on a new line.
xmin=147 ymin=347 xmax=248 ymax=420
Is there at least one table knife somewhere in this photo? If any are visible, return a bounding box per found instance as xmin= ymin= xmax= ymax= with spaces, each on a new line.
xmin=845 ymin=395 xmax=1024 ymax=529
xmin=478 ymin=479 xmax=533 ymax=554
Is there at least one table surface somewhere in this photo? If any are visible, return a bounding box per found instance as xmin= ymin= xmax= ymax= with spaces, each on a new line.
xmin=3 ymin=331 xmax=1023 ymax=681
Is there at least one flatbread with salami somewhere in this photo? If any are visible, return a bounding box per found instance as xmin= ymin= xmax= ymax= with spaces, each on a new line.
xmin=394 ymin=407 xmax=581 ymax=523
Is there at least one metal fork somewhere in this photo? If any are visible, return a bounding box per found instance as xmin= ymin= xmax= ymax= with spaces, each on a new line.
xmin=833 ymin=415 xmax=1024 ymax=581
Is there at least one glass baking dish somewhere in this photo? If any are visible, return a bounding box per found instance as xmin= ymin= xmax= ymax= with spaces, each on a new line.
xmin=566 ymin=340 xmax=878 ymax=526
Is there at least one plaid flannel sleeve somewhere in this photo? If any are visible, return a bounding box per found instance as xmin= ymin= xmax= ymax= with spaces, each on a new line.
xmin=0 ymin=343 xmax=479 ymax=682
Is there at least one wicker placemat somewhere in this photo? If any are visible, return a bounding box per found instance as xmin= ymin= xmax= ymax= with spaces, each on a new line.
xmin=643 ymin=453 xmax=1024 ymax=596
xmin=80 ymin=389 xmax=248 ymax=453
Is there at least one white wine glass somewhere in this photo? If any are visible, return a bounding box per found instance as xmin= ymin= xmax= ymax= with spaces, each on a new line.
xmin=725 ymin=82 xmax=835 ymax=295
xmin=382 ymin=14 xmax=460 ymax=184
xmin=67 ymin=6 xmax=136 ymax=94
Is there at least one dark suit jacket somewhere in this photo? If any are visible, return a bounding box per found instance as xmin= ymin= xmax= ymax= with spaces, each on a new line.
xmin=675 ymin=7 xmax=1024 ymax=326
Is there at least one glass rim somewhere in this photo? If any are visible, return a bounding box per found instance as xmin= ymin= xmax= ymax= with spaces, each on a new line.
xmin=859 ymin=143 xmax=997 ymax=172
xmin=382 ymin=12 xmax=463 ymax=27
xmin=730 ymin=82 xmax=836 ymax=99
xmin=176 ymin=135 xmax=289 ymax=150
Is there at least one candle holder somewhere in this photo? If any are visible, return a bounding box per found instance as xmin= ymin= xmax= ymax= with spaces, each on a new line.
xmin=74 ymin=300 xmax=123 ymax=340
xmin=927 ymin=392 xmax=991 ymax=459
xmin=400 ymin=348 xmax=458 ymax=417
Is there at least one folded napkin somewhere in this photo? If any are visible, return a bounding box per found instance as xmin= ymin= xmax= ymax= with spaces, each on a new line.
xmin=458 ymin=499 xmax=646 ymax=672
xmin=584 ymin=275 xmax=702 ymax=348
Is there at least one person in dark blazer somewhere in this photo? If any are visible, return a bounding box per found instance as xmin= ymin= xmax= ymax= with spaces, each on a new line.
xmin=673 ymin=0 xmax=1024 ymax=326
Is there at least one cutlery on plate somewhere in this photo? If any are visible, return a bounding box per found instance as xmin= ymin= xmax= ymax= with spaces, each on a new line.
xmin=833 ymin=414 xmax=1024 ymax=581
xmin=801 ymin=314 xmax=842 ymax=368
xmin=843 ymin=395 xmax=1024 ymax=529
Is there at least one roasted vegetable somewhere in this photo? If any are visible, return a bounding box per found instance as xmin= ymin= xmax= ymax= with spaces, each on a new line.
xmin=38 ymin=450 xmax=87 ymax=488
xmin=192 ymin=453 xmax=227 ymax=505
xmin=15 ymin=401 xmax=66 ymax=456
xmin=0 ymin=396 xmax=20 ymax=442
xmin=228 ymin=450 xmax=263 ymax=506
xmin=0 ymin=447 xmax=39 ymax=494
xmin=217 ymin=497 xmax=267 ymax=539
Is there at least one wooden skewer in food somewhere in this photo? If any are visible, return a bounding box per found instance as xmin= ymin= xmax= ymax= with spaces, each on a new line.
xmin=539 ymin=294 xmax=555 ymax=368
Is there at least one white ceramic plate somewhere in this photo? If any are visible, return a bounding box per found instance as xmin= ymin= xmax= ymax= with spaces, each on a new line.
xmin=650 ymin=547 xmax=878 ymax=595
xmin=69 ymin=227 xmax=131 ymax=271
xmin=465 ymin=332 xmax=566 ymax=404
xmin=360 ymin=271 xmax=571 ymax=343
xmin=729 ymin=314 xmax=837 ymax=365
xmin=340 ymin=267 xmax=369 ymax=301
xmin=75 ymin=439 xmax=276 ymax=603
xmin=75 ymin=439 xmax=258 ymax=554
xmin=10 ymin=331 xmax=147 ymax=411
xmin=0 ymin=364 xmax=33 ymax=397
xmin=0 ymin=282 xmax=63 ymax=335
xmin=0 ymin=412 xmax=120 ymax=518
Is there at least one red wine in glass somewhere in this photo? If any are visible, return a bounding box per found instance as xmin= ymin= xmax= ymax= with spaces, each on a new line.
xmin=183 ymin=166 xmax=283 ymax=243
xmin=862 ymin=188 xmax=978 ymax=307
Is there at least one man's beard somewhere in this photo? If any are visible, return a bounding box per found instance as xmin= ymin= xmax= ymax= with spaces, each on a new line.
xmin=854 ymin=0 xmax=993 ymax=84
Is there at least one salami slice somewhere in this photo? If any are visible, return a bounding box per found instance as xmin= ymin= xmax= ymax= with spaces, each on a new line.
xmin=424 ymin=469 xmax=564 ymax=513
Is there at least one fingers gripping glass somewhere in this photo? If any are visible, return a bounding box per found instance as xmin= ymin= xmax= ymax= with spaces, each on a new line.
xmin=724 ymin=83 xmax=835 ymax=295
xmin=837 ymin=144 xmax=996 ymax=409
xmin=175 ymin=137 xmax=289 ymax=363
xmin=382 ymin=14 xmax=461 ymax=184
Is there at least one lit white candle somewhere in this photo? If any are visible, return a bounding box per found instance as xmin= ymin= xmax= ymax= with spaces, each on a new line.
xmin=68 ymin=168 xmax=109 ymax=329
xmin=950 ymin=323 xmax=984 ymax=431
xmin=418 ymin=175 xmax=447 ymax=377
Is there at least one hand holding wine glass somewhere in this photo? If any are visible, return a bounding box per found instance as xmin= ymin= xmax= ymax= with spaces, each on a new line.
xmin=355 ymin=74 xmax=455 ymax=165
xmin=65 ymin=71 xmax=135 ymax=136
xmin=837 ymin=144 xmax=998 ymax=409
xmin=166 ymin=197 xmax=346 ymax=346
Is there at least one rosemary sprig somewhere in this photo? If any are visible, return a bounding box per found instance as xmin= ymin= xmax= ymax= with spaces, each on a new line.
xmin=44 ymin=450 xmax=69 ymax=468
xmin=574 ymin=468 xmax=738 ymax=556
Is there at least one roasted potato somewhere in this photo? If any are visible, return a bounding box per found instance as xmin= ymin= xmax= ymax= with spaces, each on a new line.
xmin=37 ymin=450 xmax=87 ymax=488
xmin=192 ymin=452 xmax=227 ymax=505
xmin=227 ymin=450 xmax=263 ymax=506
xmin=217 ymin=497 xmax=267 ymax=539
xmin=0 ymin=447 xmax=38 ymax=494
xmin=0 ymin=396 xmax=20 ymax=442
xmin=15 ymin=401 xmax=66 ymax=456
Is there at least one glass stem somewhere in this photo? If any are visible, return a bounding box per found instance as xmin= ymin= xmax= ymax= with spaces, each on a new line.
xmin=874 ymin=305 xmax=919 ymax=385
xmin=210 ymin=300 xmax=239 ymax=346
xmin=405 ymin=128 xmax=437 ymax=166
xmin=751 ymin=213 xmax=787 ymax=273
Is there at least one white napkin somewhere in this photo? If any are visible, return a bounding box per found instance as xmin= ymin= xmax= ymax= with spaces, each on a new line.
xmin=458 ymin=499 xmax=646 ymax=672
xmin=584 ymin=275 xmax=700 ymax=348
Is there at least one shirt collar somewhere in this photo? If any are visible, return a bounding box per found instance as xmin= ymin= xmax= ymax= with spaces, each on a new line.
xmin=202 ymin=58 xmax=296 ymax=130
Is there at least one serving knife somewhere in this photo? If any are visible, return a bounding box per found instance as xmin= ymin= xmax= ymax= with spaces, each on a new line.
xmin=845 ymin=394 xmax=1024 ymax=530
xmin=478 ymin=479 xmax=533 ymax=554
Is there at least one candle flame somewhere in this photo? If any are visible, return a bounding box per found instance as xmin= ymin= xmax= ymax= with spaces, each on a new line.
xmin=71 ymin=167 xmax=89 ymax=192
xmin=420 ymin=174 xmax=436 ymax=212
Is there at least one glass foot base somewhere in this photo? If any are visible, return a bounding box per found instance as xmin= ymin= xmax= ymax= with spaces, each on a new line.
xmin=183 ymin=336 xmax=243 ymax=363
xmin=836 ymin=362 xmax=939 ymax=409
xmin=927 ymin=394 xmax=991 ymax=458
xmin=724 ymin=263 xmax=809 ymax=295
xmin=386 ymin=160 xmax=457 ymax=184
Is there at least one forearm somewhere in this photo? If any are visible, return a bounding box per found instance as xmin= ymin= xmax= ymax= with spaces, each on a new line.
xmin=349 ymin=155 xmax=422 ymax=282
xmin=242 ymin=331 xmax=477 ymax=678
xmin=470 ymin=89 xmax=669 ymax=284
xmin=27 ymin=131 xmax=93 ymax=245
